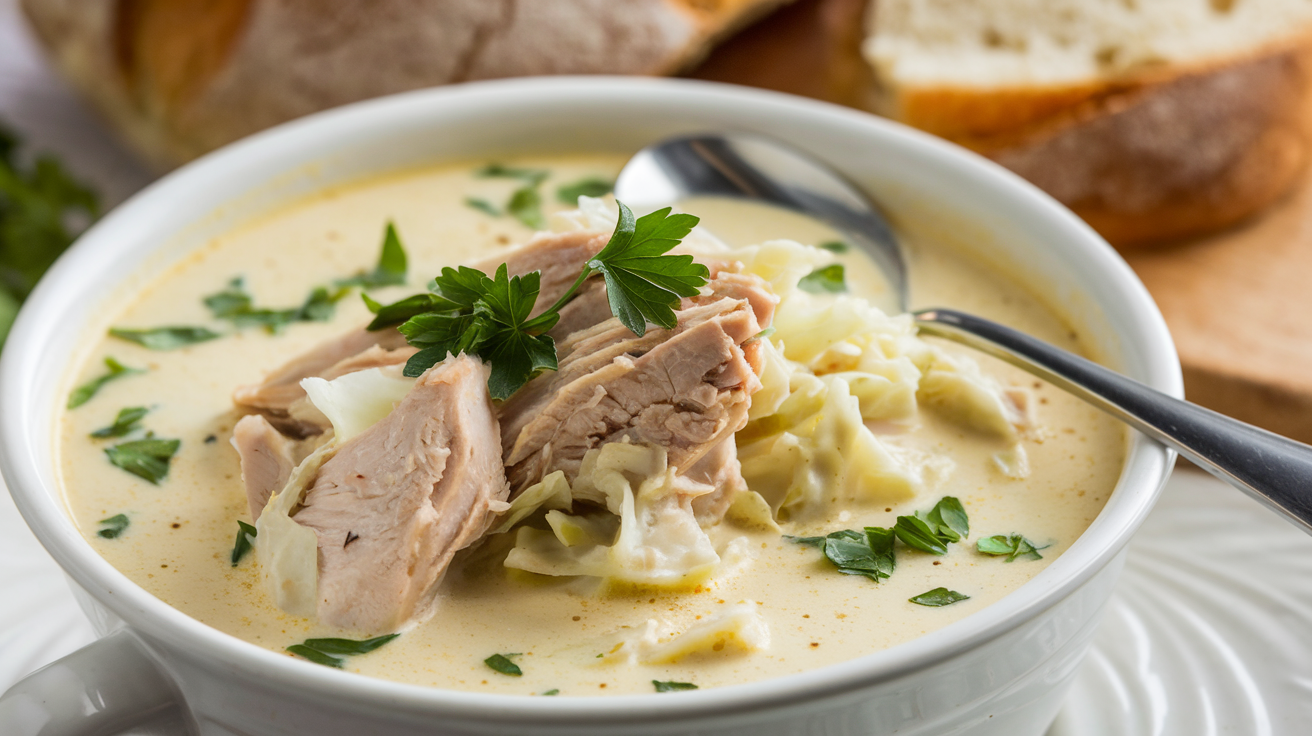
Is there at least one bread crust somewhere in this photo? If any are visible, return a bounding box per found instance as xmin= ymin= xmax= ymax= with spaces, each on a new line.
xmin=873 ymin=36 xmax=1312 ymax=247
xmin=21 ymin=0 xmax=792 ymax=169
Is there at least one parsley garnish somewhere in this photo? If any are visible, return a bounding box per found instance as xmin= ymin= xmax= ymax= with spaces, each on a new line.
xmin=90 ymin=406 xmax=148 ymax=438
xmin=204 ymin=277 xmax=348 ymax=333
xmin=540 ymin=688 xmax=560 ymax=696
xmin=376 ymin=201 xmax=706 ymax=399
xmin=0 ymin=125 xmax=98 ymax=348
xmin=506 ymin=187 xmax=547 ymax=230
xmin=977 ymin=534 xmax=1049 ymax=562
xmin=287 ymin=634 xmax=399 ymax=669
xmin=96 ymin=513 xmax=129 ymax=539
xmin=556 ymin=177 xmax=613 ymax=203
xmin=336 ymin=221 xmax=407 ymax=289
xmin=895 ymin=496 xmax=969 ymax=555
xmin=786 ymin=527 xmax=895 ymax=582
xmin=909 ymin=588 xmax=970 ymax=607
xmin=105 ymin=437 xmax=180 ymax=484
xmin=109 ymin=326 xmax=222 ymax=350
xmin=817 ymin=241 xmax=849 ymax=254
xmin=465 ymin=197 xmax=502 ymax=217
xmin=797 ymin=264 xmax=847 ymax=294
xmin=653 ymin=680 xmax=698 ymax=692
xmin=476 ymin=163 xmax=548 ymax=186
xmin=230 ymin=520 xmax=257 ymax=566
xmin=67 ymin=356 xmax=144 ymax=409
xmin=484 ymin=653 xmax=523 ymax=676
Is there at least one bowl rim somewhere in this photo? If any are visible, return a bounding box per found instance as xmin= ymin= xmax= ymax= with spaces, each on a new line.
xmin=0 ymin=76 xmax=1180 ymax=724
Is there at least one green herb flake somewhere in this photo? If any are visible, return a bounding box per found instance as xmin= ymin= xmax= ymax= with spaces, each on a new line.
xmin=796 ymin=264 xmax=847 ymax=294
xmin=475 ymin=163 xmax=549 ymax=186
xmin=109 ymin=326 xmax=222 ymax=351
xmin=465 ymin=197 xmax=503 ymax=218
xmin=0 ymin=125 xmax=99 ymax=348
xmin=977 ymin=533 xmax=1049 ymax=562
xmin=301 ymin=634 xmax=400 ymax=656
xmin=787 ymin=527 xmax=895 ymax=582
xmin=104 ymin=437 xmax=180 ymax=484
xmin=652 ymin=680 xmax=698 ymax=693
xmin=90 ymin=406 xmax=149 ymax=438
xmin=506 ymin=186 xmax=547 ymax=230
xmin=895 ymin=496 xmax=970 ymax=554
xmin=894 ymin=514 xmax=948 ymax=555
xmin=556 ymin=177 xmax=614 ymax=203
xmin=909 ymin=587 xmax=970 ymax=607
xmin=484 ymin=653 xmax=523 ymax=676
xmin=817 ymin=241 xmax=850 ymax=254
xmin=96 ymin=513 xmax=129 ymax=539
xmin=67 ymin=357 xmax=144 ymax=409
xmin=540 ymin=689 xmax=560 ymax=696
xmin=230 ymin=520 xmax=257 ymax=566
xmin=286 ymin=644 xmax=344 ymax=669
xmin=337 ymin=221 xmax=408 ymax=289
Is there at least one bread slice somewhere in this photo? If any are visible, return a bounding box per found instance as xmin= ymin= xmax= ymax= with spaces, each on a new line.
xmin=21 ymin=0 xmax=792 ymax=170
xmin=865 ymin=0 xmax=1312 ymax=246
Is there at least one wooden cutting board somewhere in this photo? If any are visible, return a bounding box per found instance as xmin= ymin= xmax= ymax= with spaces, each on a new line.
xmin=690 ymin=0 xmax=1312 ymax=443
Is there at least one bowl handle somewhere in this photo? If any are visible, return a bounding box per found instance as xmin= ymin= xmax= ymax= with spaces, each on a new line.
xmin=0 ymin=629 xmax=187 ymax=736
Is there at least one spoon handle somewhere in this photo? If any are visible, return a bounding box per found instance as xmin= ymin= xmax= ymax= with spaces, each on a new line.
xmin=916 ymin=308 xmax=1312 ymax=533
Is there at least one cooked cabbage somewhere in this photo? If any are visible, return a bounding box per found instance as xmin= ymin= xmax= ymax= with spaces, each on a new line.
xmin=255 ymin=442 xmax=335 ymax=617
xmin=917 ymin=347 xmax=1027 ymax=441
xmin=300 ymin=367 xmax=414 ymax=444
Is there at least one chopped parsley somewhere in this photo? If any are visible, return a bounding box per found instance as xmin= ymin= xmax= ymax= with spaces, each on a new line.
xmin=652 ymin=680 xmax=698 ymax=693
xmin=96 ymin=513 xmax=129 ymax=539
xmin=104 ymin=437 xmax=180 ymax=484
xmin=89 ymin=406 xmax=149 ymax=438
xmin=540 ymin=688 xmax=560 ymax=696
xmin=464 ymin=197 xmax=502 ymax=217
xmin=556 ymin=177 xmax=613 ymax=203
xmin=470 ymin=163 xmax=553 ymax=230
xmin=786 ymin=527 xmax=895 ymax=582
xmin=797 ymin=264 xmax=847 ymax=294
xmin=109 ymin=326 xmax=222 ymax=351
xmin=506 ymin=186 xmax=547 ymax=230
xmin=67 ymin=356 xmax=144 ymax=409
xmin=373 ymin=201 xmax=706 ymax=400
xmin=817 ymin=240 xmax=849 ymax=254
xmin=909 ymin=588 xmax=970 ymax=607
xmin=977 ymin=533 xmax=1049 ymax=562
xmin=230 ymin=520 xmax=257 ymax=566
xmin=0 ymin=125 xmax=99 ymax=348
xmin=895 ymin=496 xmax=969 ymax=555
xmin=336 ymin=221 xmax=408 ymax=289
xmin=476 ymin=163 xmax=549 ymax=186
xmin=203 ymin=277 xmax=348 ymax=333
xmin=484 ymin=653 xmax=523 ymax=676
xmin=287 ymin=634 xmax=400 ymax=669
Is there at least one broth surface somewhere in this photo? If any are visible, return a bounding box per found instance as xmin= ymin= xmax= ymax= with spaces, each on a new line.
xmin=56 ymin=155 xmax=1124 ymax=695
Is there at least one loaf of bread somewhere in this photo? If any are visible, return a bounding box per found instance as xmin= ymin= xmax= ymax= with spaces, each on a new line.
xmin=864 ymin=0 xmax=1312 ymax=247
xmin=21 ymin=0 xmax=792 ymax=170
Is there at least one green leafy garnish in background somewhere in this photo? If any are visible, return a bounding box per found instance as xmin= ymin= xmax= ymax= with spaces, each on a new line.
xmin=0 ymin=125 xmax=99 ymax=348
xmin=105 ymin=437 xmax=180 ymax=484
xmin=540 ymin=689 xmax=560 ymax=696
xmin=653 ymin=680 xmax=698 ymax=693
xmin=230 ymin=520 xmax=257 ymax=566
xmin=817 ymin=240 xmax=849 ymax=254
xmin=203 ymin=277 xmax=347 ymax=333
xmin=464 ymin=197 xmax=502 ymax=217
xmin=67 ymin=356 xmax=144 ymax=409
xmin=336 ymin=221 xmax=408 ymax=289
xmin=786 ymin=527 xmax=895 ymax=582
xmin=797 ymin=264 xmax=847 ymax=294
xmin=470 ymin=163 xmax=554 ymax=230
xmin=96 ymin=513 xmax=129 ymax=539
xmin=484 ymin=653 xmax=523 ymax=676
xmin=475 ymin=163 xmax=548 ymax=186
xmin=556 ymin=177 xmax=613 ymax=203
xmin=895 ymin=496 xmax=970 ymax=555
xmin=506 ymin=186 xmax=546 ymax=230
xmin=287 ymin=634 xmax=400 ymax=669
xmin=373 ymin=201 xmax=707 ymax=400
xmin=909 ymin=588 xmax=970 ymax=607
xmin=89 ymin=406 xmax=149 ymax=438
xmin=109 ymin=326 xmax=222 ymax=351
xmin=977 ymin=533 xmax=1049 ymax=562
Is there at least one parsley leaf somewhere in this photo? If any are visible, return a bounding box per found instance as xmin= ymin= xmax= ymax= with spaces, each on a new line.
xmin=476 ymin=163 xmax=549 ymax=186
xmin=337 ymin=221 xmax=407 ymax=288
xmin=286 ymin=645 xmax=344 ymax=668
xmin=96 ymin=513 xmax=129 ymax=539
xmin=797 ymin=264 xmax=847 ymax=294
xmin=653 ymin=680 xmax=698 ymax=692
xmin=818 ymin=241 xmax=849 ymax=254
xmin=540 ymin=689 xmax=560 ymax=696
xmin=109 ymin=326 xmax=222 ymax=350
xmin=556 ymin=177 xmax=613 ymax=203
xmin=205 ymin=278 xmax=348 ymax=333
xmin=977 ymin=533 xmax=1049 ymax=562
xmin=588 ymin=202 xmax=707 ymax=335
xmin=507 ymin=186 xmax=547 ymax=230
xmin=787 ymin=527 xmax=896 ymax=582
xmin=465 ymin=197 xmax=502 ymax=217
xmin=894 ymin=514 xmax=948 ymax=555
xmin=895 ymin=496 xmax=970 ymax=554
xmin=90 ymin=406 xmax=149 ymax=438
xmin=909 ymin=588 xmax=970 ymax=607
xmin=286 ymin=634 xmax=400 ymax=669
xmin=230 ymin=520 xmax=257 ymax=566
xmin=67 ymin=356 xmax=144 ymax=409
xmin=484 ymin=652 xmax=523 ymax=676
xmin=105 ymin=437 xmax=180 ymax=484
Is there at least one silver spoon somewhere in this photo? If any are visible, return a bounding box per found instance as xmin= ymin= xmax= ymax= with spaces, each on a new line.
xmin=615 ymin=132 xmax=1312 ymax=534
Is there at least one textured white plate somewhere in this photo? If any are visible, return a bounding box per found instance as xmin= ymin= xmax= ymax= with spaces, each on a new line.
xmin=5 ymin=468 xmax=1311 ymax=734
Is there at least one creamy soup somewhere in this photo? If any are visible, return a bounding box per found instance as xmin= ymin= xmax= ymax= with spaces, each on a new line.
xmin=57 ymin=155 xmax=1124 ymax=696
